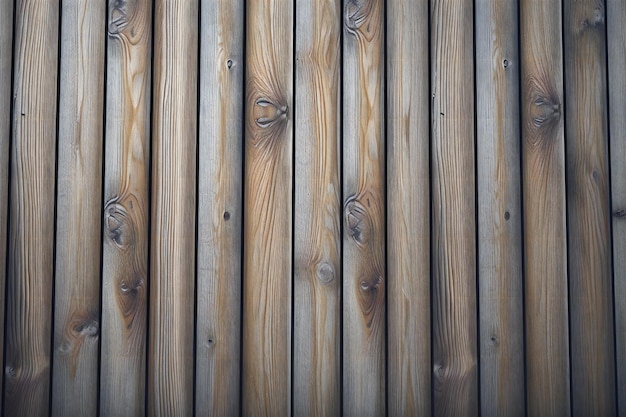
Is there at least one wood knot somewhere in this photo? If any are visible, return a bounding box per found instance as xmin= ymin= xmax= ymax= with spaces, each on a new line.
xmin=316 ymin=261 xmax=335 ymax=284
xmin=614 ymin=209 xmax=626 ymax=218
xmin=104 ymin=199 xmax=135 ymax=250
xmin=344 ymin=196 xmax=370 ymax=247
xmin=108 ymin=0 xmax=128 ymax=35
xmin=74 ymin=320 xmax=99 ymax=338
xmin=531 ymin=94 xmax=560 ymax=129
xmin=253 ymin=98 xmax=288 ymax=129
xmin=356 ymin=274 xmax=384 ymax=329
xmin=578 ymin=7 xmax=604 ymax=33
xmin=4 ymin=365 xmax=17 ymax=379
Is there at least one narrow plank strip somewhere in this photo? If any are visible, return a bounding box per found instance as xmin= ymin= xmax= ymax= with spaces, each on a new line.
xmin=342 ymin=0 xmax=385 ymax=415
xmin=520 ymin=0 xmax=570 ymax=414
xmin=293 ymin=0 xmax=341 ymax=414
xmin=195 ymin=0 xmax=243 ymax=414
xmin=100 ymin=0 xmax=152 ymax=415
xmin=564 ymin=0 xmax=615 ymax=415
xmin=4 ymin=0 xmax=59 ymax=414
xmin=475 ymin=0 xmax=525 ymax=414
xmin=51 ymin=1 xmax=105 ymax=415
xmin=148 ymin=0 xmax=198 ymax=414
xmin=387 ymin=0 xmax=431 ymax=414
xmin=430 ymin=0 xmax=478 ymax=414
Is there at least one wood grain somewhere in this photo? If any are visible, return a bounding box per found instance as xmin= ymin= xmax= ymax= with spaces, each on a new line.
xmin=520 ymin=0 xmax=570 ymax=414
xmin=195 ymin=0 xmax=243 ymax=414
xmin=475 ymin=0 xmax=525 ymax=415
xmin=293 ymin=0 xmax=341 ymax=415
xmin=101 ymin=0 xmax=152 ymax=415
xmin=342 ymin=0 xmax=385 ymax=415
xmin=430 ymin=0 xmax=478 ymax=415
xmin=148 ymin=0 xmax=198 ymax=415
xmin=51 ymin=1 xmax=105 ymax=415
xmin=4 ymin=0 xmax=59 ymax=415
xmin=387 ymin=0 xmax=431 ymax=415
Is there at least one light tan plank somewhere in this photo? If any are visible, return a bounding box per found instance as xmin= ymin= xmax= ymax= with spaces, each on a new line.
xmin=51 ymin=1 xmax=105 ymax=415
xmin=195 ymin=0 xmax=243 ymax=414
xmin=148 ymin=0 xmax=198 ymax=415
xmin=4 ymin=0 xmax=59 ymax=415
xmin=100 ymin=0 xmax=152 ymax=415
xmin=387 ymin=0 xmax=431 ymax=415
xmin=476 ymin=0 xmax=525 ymax=415
xmin=342 ymin=0 xmax=385 ymax=415
xmin=520 ymin=0 xmax=570 ymax=414
xmin=293 ymin=0 xmax=341 ymax=415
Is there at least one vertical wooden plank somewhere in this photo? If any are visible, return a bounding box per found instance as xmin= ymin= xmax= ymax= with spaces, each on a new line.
xmin=293 ymin=0 xmax=341 ymax=415
xmin=520 ymin=0 xmax=570 ymax=414
xmin=430 ymin=0 xmax=478 ymax=414
xmin=387 ymin=0 xmax=431 ymax=415
xmin=342 ymin=0 xmax=385 ymax=415
xmin=195 ymin=0 xmax=243 ymax=414
xmin=4 ymin=0 xmax=59 ymax=415
xmin=242 ymin=0 xmax=293 ymax=414
xmin=149 ymin=0 xmax=198 ymax=414
xmin=608 ymin=0 xmax=626 ymax=414
xmin=476 ymin=0 xmax=525 ymax=415
xmin=51 ymin=0 xmax=105 ymax=414
xmin=100 ymin=0 xmax=152 ymax=415
xmin=564 ymin=0 xmax=615 ymax=415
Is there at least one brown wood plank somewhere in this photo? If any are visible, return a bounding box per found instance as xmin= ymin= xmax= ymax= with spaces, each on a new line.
xmin=342 ymin=0 xmax=385 ymax=415
xmin=4 ymin=0 xmax=59 ymax=415
xmin=564 ymin=0 xmax=615 ymax=415
xmin=475 ymin=0 xmax=525 ymax=415
xmin=430 ymin=0 xmax=478 ymax=415
xmin=51 ymin=1 xmax=105 ymax=415
xmin=195 ymin=0 xmax=243 ymax=414
xmin=293 ymin=0 xmax=341 ymax=415
xmin=387 ymin=0 xmax=431 ymax=415
xmin=242 ymin=0 xmax=293 ymax=414
xmin=100 ymin=0 xmax=152 ymax=415
xmin=520 ymin=0 xmax=570 ymax=414
xmin=148 ymin=0 xmax=198 ymax=414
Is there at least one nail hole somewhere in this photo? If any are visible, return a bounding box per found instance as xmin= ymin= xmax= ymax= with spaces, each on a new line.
xmin=223 ymin=211 xmax=230 ymax=221
xmin=504 ymin=211 xmax=510 ymax=221
xmin=226 ymin=59 xmax=233 ymax=69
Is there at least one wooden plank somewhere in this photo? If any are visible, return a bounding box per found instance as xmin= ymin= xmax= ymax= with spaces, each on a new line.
xmin=342 ymin=0 xmax=385 ymax=415
xmin=564 ymin=0 xmax=615 ymax=415
xmin=51 ymin=1 xmax=105 ymax=415
xmin=148 ymin=0 xmax=198 ymax=414
xmin=520 ymin=0 xmax=570 ymax=414
xmin=4 ymin=0 xmax=59 ymax=415
xmin=430 ymin=0 xmax=478 ymax=415
xmin=195 ymin=0 xmax=243 ymax=414
xmin=608 ymin=0 xmax=626 ymax=414
xmin=293 ymin=0 xmax=341 ymax=415
xmin=242 ymin=0 xmax=293 ymax=414
xmin=475 ymin=0 xmax=525 ymax=415
xmin=100 ymin=0 xmax=152 ymax=415
xmin=386 ymin=0 xmax=430 ymax=415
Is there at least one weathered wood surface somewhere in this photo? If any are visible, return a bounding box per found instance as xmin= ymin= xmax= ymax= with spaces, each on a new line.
xmin=430 ymin=0 xmax=478 ymax=415
xmin=520 ymin=0 xmax=570 ymax=414
xmin=196 ymin=0 xmax=243 ymax=414
xmin=148 ymin=0 xmax=198 ymax=414
xmin=4 ymin=0 xmax=59 ymax=415
xmin=52 ymin=1 xmax=105 ymax=415
xmin=476 ymin=0 xmax=525 ymax=415
xmin=101 ymin=0 xmax=152 ymax=415
xmin=387 ymin=0 xmax=431 ymax=415
xmin=342 ymin=0 xmax=385 ymax=415
xmin=242 ymin=0 xmax=293 ymax=414
xmin=293 ymin=0 xmax=341 ymax=415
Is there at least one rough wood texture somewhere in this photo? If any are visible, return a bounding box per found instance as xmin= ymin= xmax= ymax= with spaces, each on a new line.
xmin=52 ymin=1 xmax=105 ymax=415
xmin=564 ymin=1 xmax=615 ymax=415
xmin=475 ymin=0 xmax=525 ymax=415
xmin=608 ymin=0 xmax=626 ymax=414
xmin=430 ymin=0 xmax=478 ymax=415
xmin=520 ymin=0 xmax=570 ymax=414
xmin=242 ymin=0 xmax=293 ymax=414
xmin=342 ymin=0 xmax=385 ymax=415
xmin=387 ymin=0 xmax=431 ymax=415
xmin=293 ymin=0 xmax=341 ymax=415
xmin=101 ymin=0 xmax=152 ymax=415
xmin=4 ymin=0 xmax=58 ymax=415
xmin=196 ymin=0 xmax=243 ymax=414
xmin=148 ymin=0 xmax=198 ymax=415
